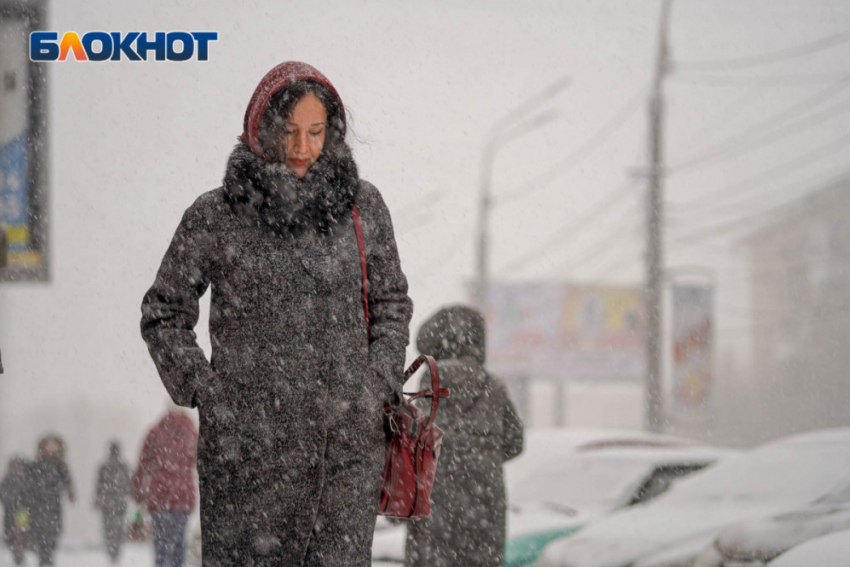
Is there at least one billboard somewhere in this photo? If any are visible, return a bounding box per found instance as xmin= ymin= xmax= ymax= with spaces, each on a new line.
xmin=486 ymin=282 xmax=645 ymax=381
xmin=671 ymin=284 xmax=713 ymax=410
xmin=0 ymin=0 xmax=48 ymax=281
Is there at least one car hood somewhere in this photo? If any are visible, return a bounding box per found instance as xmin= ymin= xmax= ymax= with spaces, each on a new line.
xmin=716 ymin=504 xmax=850 ymax=562
xmin=539 ymin=501 xmax=789 ymax=567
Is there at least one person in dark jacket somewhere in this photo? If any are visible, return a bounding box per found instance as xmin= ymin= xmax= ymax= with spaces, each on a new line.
xmin=406 ymin=305 xmax=524 ymax=567
xmin=133 ymin=409 xmax=198 ymax=567
xmin=95 ymin=441 xmax=132 ymax=563
xmin=140 ymin=58 xmax=414 ymax=563
xmin=29 ymin=435 xmax=75 ymax=567
xmin=1 ymin=456 xmax=32 ymax=565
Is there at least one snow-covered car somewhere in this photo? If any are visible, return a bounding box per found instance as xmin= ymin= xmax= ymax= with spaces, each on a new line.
xmin=371 ymin=428 xmax=728 ymax=566
xmin=536 ymin=428 xmax=850 ymax=567
xmin=766 ymin=528 xmax=850 ymax=567
xmin=691 ymin=480 xmax=850 ymax=567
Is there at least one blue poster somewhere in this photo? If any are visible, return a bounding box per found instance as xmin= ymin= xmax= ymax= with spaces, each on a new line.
xmin=0 ymin=130 xmax=29 ymax=252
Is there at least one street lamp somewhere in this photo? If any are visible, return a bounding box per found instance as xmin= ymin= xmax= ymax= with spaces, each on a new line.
xmin=473 ymin=76 xmax=571 ymax=311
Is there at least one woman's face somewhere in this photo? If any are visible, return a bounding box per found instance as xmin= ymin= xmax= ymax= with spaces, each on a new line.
xmin=274 ymin=92 xmax=327 ymax=178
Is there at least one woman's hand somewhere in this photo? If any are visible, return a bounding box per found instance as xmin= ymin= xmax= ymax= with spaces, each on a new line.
xmin=385 ymin=388 xmax=403 ymax=410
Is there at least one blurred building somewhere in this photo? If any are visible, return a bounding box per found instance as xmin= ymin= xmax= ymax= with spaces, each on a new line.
xmin=744 ymin=175 xmax=850 ymax=440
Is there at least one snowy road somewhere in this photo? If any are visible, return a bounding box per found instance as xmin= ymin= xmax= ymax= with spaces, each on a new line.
xmin=0 ymin=544 xmax=400 ymax=566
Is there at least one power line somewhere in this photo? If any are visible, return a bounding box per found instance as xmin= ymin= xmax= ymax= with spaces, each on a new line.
xmin=582 ymin=228 xmax=643 ymax=277
xmin=669 ymin=166 xmax=850 ymax=222
xmin=674 ymin=74 xmax=850 ymax=165
xmin=666 ymin=194 xmax=802 ymax=246
xmin=667 ymin=91 xmax=850 ymax=176
xmin=556 ymin=202 xmax=642 ymax=277
xmin=674 ymin=28 xmax=850 ymax=72
xmin=589 ymin=219 xmax=737 ymax=281
xmin=667 ymin=77 xmax=850 ymax=174
xmin=498 ymin=178 xmax=637 ymax=274
xmin=670 ymin=71 xmax=850 ymax=87
xmin=675 ymin=83 xmax=768 ymax=149
xmin=497 ymin=88 xmax=646 ymax=204
xmin=592 ymin=243 xmax=644 ymax=281
xmin=668 ymin=131 xmax=850 ymax=210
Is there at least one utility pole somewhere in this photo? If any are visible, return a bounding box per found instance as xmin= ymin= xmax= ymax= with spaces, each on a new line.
xmin=645 ymin=0 xmax=673 ymax=433
xmin=473 ymin=77 xmax=570 ymax=311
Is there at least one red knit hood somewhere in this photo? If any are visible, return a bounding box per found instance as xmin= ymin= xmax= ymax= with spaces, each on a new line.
xmin=239 ymin=61 xmax=345 ymax=162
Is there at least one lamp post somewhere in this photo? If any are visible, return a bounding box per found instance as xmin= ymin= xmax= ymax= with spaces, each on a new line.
xmin=473 ymin=77 xmax=570 ymax=310
xmin=644 ymin=0 xmax=673 ymax=432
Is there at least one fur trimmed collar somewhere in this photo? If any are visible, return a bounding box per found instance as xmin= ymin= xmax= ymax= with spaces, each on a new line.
xmin=223 ymin=142 xmax=359 ymax=236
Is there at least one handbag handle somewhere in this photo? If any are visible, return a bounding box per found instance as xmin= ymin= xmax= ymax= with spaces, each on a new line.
xmin=402 ymin=355 xmax=446 ymax=432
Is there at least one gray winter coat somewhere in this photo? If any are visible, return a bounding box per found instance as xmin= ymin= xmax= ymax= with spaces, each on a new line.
xmin=141 ymin=135 xmax=412 ymax=565
xmin=405 ymin=305 xmax=524 ymax=567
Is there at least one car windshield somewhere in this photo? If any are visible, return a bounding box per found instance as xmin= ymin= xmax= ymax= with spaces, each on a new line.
xmin=509 ymin=455 xmax=654 ymax=513
xmin=663 ymin=438 xmax=850 ymax=505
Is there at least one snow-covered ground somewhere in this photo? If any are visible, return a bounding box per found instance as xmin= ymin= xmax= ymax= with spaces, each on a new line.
xmin=0 ymin=543 xmax=399 ymax=567
xmin=0 ymin=543 xmax=153 ymax=567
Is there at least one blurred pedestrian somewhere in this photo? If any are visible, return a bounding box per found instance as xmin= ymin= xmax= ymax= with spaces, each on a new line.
xmin=29 ymin=434 xmax=75 ymax=567
xmin=133 ymin=408 xmax=197 ymax=567
xmin=1 ymin=456 xmax=32 ymax=565
xmin=140 ymin=61 xmax=412 ymax=566
xmin=95 ymin=441 xmax=131 ymax=563
xmin=406 ymin=305 xmax=524 ymax=567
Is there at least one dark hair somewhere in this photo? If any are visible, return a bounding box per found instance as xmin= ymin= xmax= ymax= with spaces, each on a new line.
xmin=258 ymin=80 xmax=347 ymax=162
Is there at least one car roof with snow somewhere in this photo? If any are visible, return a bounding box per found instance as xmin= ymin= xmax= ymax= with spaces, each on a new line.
xmin=537 ymin=427 xmax=850 ymax=567
xmin=768 ymin=528 xmax=850 ymax=567
xmin=506 ymin=428 xmax=728 ymax=515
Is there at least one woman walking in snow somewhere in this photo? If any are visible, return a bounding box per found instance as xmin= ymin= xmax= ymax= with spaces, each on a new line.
xmin=141 ymin=61 xmax=412 ymax=566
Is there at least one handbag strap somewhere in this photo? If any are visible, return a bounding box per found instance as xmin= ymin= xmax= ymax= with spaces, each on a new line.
xmin=352 ymin=205 xmax=370 ymax=342
xmin=352 ymin=208 xmax=449 ymax=429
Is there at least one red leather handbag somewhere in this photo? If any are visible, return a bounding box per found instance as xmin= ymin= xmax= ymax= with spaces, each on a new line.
xmin=352 ymin=206 xmax=450 ymax=519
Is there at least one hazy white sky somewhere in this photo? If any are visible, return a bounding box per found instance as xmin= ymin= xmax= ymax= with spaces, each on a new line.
xmin=1 ymin=0 xmax=850 ymax=468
